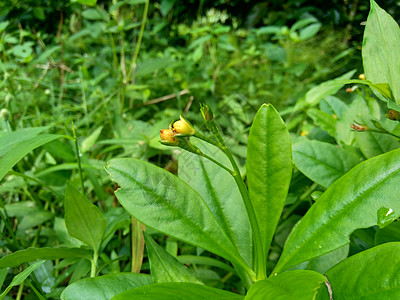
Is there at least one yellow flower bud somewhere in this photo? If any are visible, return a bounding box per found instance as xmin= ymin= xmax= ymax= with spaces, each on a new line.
xmin=160 ymin=129 xmax=179 ymax=146
xmin=173 ymin=116 xmax=195 ymax=136
xmin=358 ymin=73 xmax=366 ymax=80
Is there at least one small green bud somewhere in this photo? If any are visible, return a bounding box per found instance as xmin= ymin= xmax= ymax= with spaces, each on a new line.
xmin=200 ymin=104 xmax=213 ymax=121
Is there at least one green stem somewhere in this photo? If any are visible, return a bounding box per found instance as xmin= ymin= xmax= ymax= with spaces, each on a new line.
xmin=91 ymin=252 xmax=98 ymax=277
xmin=199 ymin=152 xmax=234 ymax=175
xmin=193 ymin=132 xmax=220 ymax=147
xmin=223 ymin=147 xmax=266 ymax=281
xmin=127 ymin=0 xmax=149 ymax=81
xmin=72 ymin=123 xmax=85 ymax=193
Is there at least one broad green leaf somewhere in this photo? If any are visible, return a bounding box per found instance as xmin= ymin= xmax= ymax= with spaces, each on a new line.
xmin=375 ymin=221 xmax=400 ymax=245
xmin=317 ymin=243 xmax=400 ymax=299
xmin=245 ymin=270 xmax=325 ymax=300
xmin=111 ymin=283 xmax=244 ymax=300
xmin=307 ymin=108 xmax=337 ymax=136
xmin=303 ymin=244 xmax=349 ymax=274
xmin=61 ymin=273 xmax=153 ymax=300
xmin=320 ymin=96 xmax=347 ymax=119
xmin=247 ymin=104 xmax=292 ymax=257
xmin=106 ymin=159 xmax=250 ymax=273
xmin=0 ymin=260 xmax=45 ymax=299
xmin=273 ymin=147 xmax=400 ymax=273
xmin=65 ymin=183 xmax=106 ymax=253
xmin=0 ymin=247 xmax=92 ymax=268
xmin=178 ymin=140 xmax=251 ymax=265
xmin=0 ymin=126 xmax=48 ymax=157
xmin=363 ymin=0 xmax=400 ymax=103
xmin=143 ymin=232 xmax=203 ymax=284
xmin=0 ymin=134 xmax=62 ymax=181
xmin=293 ymin=140 xmax=363 ymax=188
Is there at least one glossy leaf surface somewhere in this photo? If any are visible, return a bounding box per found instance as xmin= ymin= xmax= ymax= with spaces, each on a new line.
xmin=247 ymin=104 xmax=292 ymax=257
xmin=293 ymin=140 xmax=362 ymax=188
xmin=245 ymin=270 xmax=325 ymax=300
xmin=65 ymin=183 xmax=106 ymax=253
xmin=106 ymin=159 xmax=249 ymax=271
xmin=0 ymin=247 xmax=92 ymax=268
xmin=143 ymin=232 xmax=202 ymax=284
xmin=111 ymin=282 xmax=244 ymax=300
xmin=317 ymin=243 xmax=400 ymax=299
xmin=274 ymin=148 xmax=400 ymax=273
xmin=178 ymin=140 xmax=251 ymax=265
xmin=363 ymin=0 xmax=400 ymax=103
xmin=61 ymin=273 xmax=153 ymax=300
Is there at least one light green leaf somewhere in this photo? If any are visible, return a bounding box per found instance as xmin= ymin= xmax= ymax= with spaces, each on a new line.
xmin=65 ymin=183 xmax=106 ymax=253
xmin=273 ymin=148 xmax=400 ymax=273
xmin=111 ymin=283 xmax=244 ymax=300
xmin=0 ymin=134 xmax=62 ymax=181
xmin=178 ymin=140 xmax=251 ymax=265
xmin=143 ymin=232 xmax=203 ymax=284
xmin=307 ymin=108 xmax=337 ymax=136
xmin=247 ymin=104 xmax=292 ymax=257
xmin=363 ymin=0 xmax=400 ymax=103
xmin=317 ymin=243 xmax=400 ymax=299
xmin=81 ymin=126 xmax=103 ymax=153
xmin=0 ymin=247 xmax=92 ymax=268
xmin=106 ymin=159 xmax=250 ymax=273
xmin=293 ymin=140 xmax=363 ymax=188
xmin=245 ymin=270 xmax=325 ymax=300
xmin=61 ymin=273 xmax=153 ymax=300
xmin=0 ymin=260 xmax=45 ymax=299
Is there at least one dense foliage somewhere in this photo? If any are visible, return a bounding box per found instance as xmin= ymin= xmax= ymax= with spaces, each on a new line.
xmin=1 ymin=0 xmax=400 ymax=299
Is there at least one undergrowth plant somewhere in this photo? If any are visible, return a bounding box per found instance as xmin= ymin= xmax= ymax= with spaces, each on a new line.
xmin=0 ymin=0 xmax=400 ymax=299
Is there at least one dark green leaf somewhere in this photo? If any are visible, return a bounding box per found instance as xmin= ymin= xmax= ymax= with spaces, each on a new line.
xmin=274 ymin=148 xmax=400 ymax=273
xmin=247 ymin=104 xmax=292 ymax=257
xmin=293 ymin=140 xmax=363 ymax=188
xmin=65 ymin=183 xmax=106 ymax=253
xmin=245 ymin=270 xmax=325 ymax=300
xmin=143 ymin=232 xmax=202 ymax=284
xmin=111 ymin=283 xmax=244 ymax=300
xmin=61 ymin=273 xmax=153 ymax=300
xmin=106 ymin=159 xmax=250 ymax=273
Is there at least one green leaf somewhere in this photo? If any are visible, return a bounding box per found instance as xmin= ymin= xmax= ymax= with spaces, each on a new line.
xmin=273 ymin=147 xmax=400 ymax=273
xmin=61 ymin=273 xmax=153 ymax=300
xmin=307 ymin=108 xmax=337 ymax=136
xmin=245 ymin=270 xmax=325 ymax=300
xmin=111 ymin=283 xmax=244 ymax=300
xmin=293 ymin=140 xmax=363 ymax=188
xmin=0 ymin=134 xmax=62 ymax=181
xmin=0 ymin=127 xmax=48 ymax=157
xmin=0 ymin=260 xmax=45 ymax=299
xmin=178 ymin=140 xmax=251 ymax=265
xmin=71 ymin=0 xmax=98 ymax=6
xmin=375 ymin=221 xmax=400 ymax=245
xmin=106 ymin=159 xmax=250 ymax=273
xmin=81 ymin=126 xmax=103 ymax=153
xmin=143 ymin=232 xmax=203 ymax=284
xmin=318 ymin=243 xmax=400 ymax=299
xmin=177 ymin=255 xmax=236 ymax=274
xmin=247 ymin=104 xmax=292 ymax=257
xmin=65 ymin=183 xmax=106 ymax=253
xmin=0 ymin=247 xmax=92 ymax=268
xmin=363 ymin=0 xmax=400 ymax=103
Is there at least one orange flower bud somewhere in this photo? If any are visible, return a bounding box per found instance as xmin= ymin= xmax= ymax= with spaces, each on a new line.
xmin=350 ymin=123 xmax=368 ymax=131
xmin=173 ymin=116 xmax=195 ymax=136
xmin=387 ymin=110 xmax=400 ymax=121
xmin=160 ymin=129 xmax=179 ymax=146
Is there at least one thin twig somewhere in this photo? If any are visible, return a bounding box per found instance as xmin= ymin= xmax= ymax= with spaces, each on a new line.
xmin=324 ymin=275 xmax=333 ymax=300
xmin=144 ymin=89 xmax=190 ymax=105
xmin=184 ymin=96 xmax=194 ymax=114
